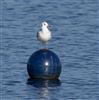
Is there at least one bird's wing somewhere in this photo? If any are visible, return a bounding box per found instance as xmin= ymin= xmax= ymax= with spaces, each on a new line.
xmin=37 ymin=31 xmax=39 ymax=38
xmin=37 ymin=30 xmax=42 ymax=40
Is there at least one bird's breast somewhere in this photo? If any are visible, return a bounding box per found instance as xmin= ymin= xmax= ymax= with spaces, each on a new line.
xmin=39 ymin=31 xmax=51 ymax=42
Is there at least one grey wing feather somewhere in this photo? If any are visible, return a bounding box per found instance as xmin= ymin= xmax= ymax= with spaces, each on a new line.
xmin=37 ymin=32 xmax=39 ymax=39
xmin=37 ymin=28 xmax=41 ymax=39
xmin=37 ymin=31 xmax=41 ymax=41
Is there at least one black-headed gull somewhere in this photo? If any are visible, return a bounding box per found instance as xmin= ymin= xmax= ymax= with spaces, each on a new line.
xmin=37 ymin=22 xmax=51 ymax=45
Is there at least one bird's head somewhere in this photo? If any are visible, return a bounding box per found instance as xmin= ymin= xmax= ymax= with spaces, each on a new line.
xmin=42 ymin=21 xmax=48 ymax=27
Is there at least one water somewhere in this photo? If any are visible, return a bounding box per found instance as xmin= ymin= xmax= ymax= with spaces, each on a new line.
xmin=1 ymin=0 xmax=99 ymax=100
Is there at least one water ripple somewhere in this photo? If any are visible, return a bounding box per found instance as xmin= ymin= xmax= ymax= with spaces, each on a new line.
xmin=1 ymin=0 xmax=99 ymax=100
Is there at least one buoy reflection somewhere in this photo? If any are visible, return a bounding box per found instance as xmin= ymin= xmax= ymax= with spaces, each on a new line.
xmin=27 ymin=78 xmax=61 ymax=88
xmin=27 ymin=79 xmax=61 ymax=100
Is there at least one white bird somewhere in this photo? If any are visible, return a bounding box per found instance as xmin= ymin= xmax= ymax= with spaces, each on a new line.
xmin=37 ymin=21 xmax=51 ymax=48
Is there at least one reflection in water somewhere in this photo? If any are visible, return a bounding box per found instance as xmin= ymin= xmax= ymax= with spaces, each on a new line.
xmin=40 ymin=88 xmax=50 ymax=100
xmin=27 ymin=78 xmax=61 ymax=88
xmin=2 ymin=0 xmax=98 ymax=99
xmin=27 ymin=79 xmax=61 ymax=100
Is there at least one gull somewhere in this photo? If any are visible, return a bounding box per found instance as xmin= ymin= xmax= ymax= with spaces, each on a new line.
xmin=37 ymin=21 xmax=51 ymax=48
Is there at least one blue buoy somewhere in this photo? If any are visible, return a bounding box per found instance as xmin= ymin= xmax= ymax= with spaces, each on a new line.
xmin=27 ymin=49 xmax=62 ymax=79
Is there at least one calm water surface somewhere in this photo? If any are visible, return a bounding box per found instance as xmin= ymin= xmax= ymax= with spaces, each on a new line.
xmin=1 ymin=0 xmax=99 ymax=100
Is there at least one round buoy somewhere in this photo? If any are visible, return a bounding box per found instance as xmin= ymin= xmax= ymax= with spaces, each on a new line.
xmin=27 ymin=49 xmax=62 ymax=80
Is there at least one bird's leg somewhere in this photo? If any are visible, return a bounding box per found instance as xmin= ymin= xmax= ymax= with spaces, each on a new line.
xmin=41 ymin=42 xmax=44 ymax=49
xmin=45 ymin=42 xmax=48 ymax=50
xmin=39 ymin=41 xmax=43 ymax=49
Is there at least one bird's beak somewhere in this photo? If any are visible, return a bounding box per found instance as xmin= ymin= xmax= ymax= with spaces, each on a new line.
xmin=48 ymin=25 xmax=51 ymax=29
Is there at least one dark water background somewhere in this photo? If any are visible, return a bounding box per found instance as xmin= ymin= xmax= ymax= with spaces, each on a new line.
xmin=1 ymin=0 xmax=99 ymax=100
